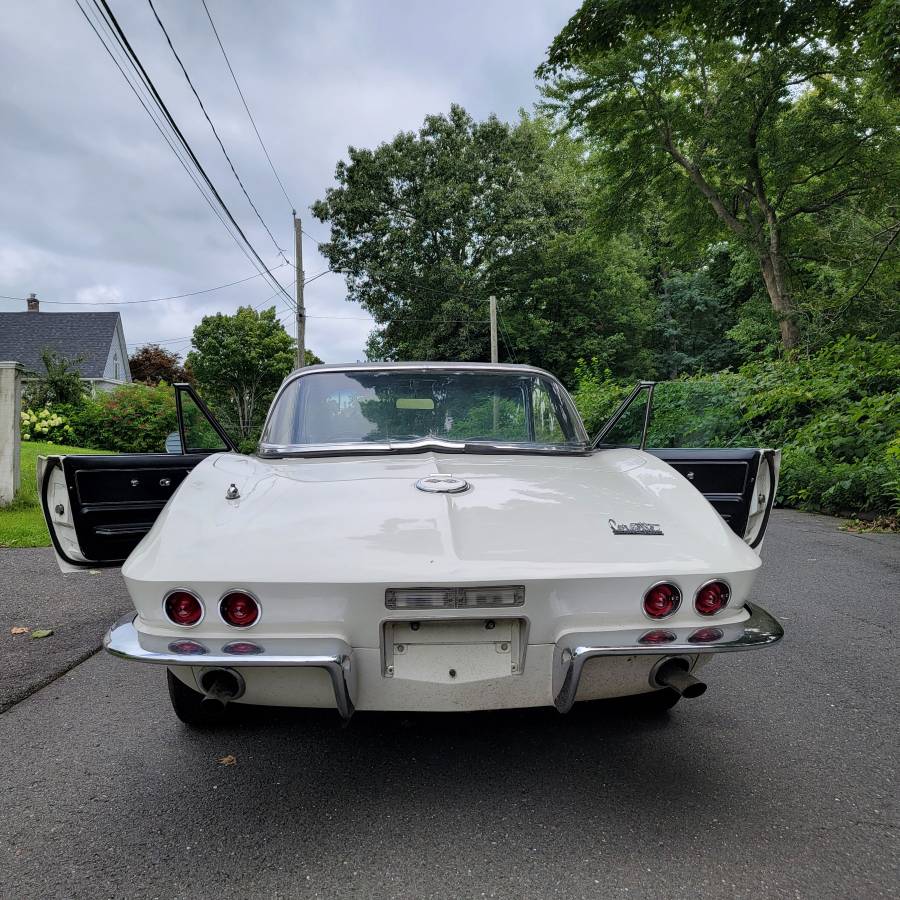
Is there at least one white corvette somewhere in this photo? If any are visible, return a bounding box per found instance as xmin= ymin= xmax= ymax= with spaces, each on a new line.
xmin=40 ymin=363 xmax=782 ymax=726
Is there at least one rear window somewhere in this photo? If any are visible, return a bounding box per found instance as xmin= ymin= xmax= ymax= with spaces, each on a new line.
xmin=262 ymin=370 xmax=582 ymax=447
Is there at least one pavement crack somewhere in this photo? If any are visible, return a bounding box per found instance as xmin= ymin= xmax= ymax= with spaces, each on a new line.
xmin=0 ymin=643 xmax=103 ymax=715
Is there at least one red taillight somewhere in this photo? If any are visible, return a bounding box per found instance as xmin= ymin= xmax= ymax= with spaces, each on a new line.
xmin=164 ymin=590 xmax=203 ymax=627
xmin=642 ymin=582 xmax=681 ymax=619
xmin=220 ymin=591 xmax=260 ymax=628
xmin=695 ymin=580 xmax=730 ymax=616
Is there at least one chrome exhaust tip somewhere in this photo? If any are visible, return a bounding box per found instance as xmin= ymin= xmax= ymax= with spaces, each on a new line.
xmin=198 ymin=668 xmax=245 ymax=710
xmin=652 ymin=657 xmax=707 ymax=699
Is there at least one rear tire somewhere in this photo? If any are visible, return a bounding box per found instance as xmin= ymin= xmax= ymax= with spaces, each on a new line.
xmin=167 ymin=669 xmax=226 ymax=728
xmin=629 ymin=687 xmax=681 ymax=714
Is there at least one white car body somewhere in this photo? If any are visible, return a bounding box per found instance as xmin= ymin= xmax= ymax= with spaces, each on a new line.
xmin=41 ymin=363 xmax=783 ymax=722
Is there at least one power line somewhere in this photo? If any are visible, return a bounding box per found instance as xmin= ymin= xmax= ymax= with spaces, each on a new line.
xmin=303 ymin=269 xmax=333 ymax=287
xmin=146 ymin=0 xmax=288 ymax=263
xmin=84 ymin=0 xmax=293 ymax=308
xmin=497 ymin=310 xmax=518 ymax=363
xmin=0 ymin=263 xmax=289 ymax=307
xmin=74 ymin=0 xmax=271 ymax=282
xmin=200 ymin=0 xmax=294 ymax=210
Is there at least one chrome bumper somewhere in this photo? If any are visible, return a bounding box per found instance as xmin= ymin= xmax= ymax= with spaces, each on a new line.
xmin=103 ymin=615 xmax=356 ymax=720
xmin=552 ymin=602 xmax=783 ymax=714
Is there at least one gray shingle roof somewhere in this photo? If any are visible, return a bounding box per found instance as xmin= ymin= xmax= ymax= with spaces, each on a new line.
xmin=0 ymin=312 xmax=121 ymax=378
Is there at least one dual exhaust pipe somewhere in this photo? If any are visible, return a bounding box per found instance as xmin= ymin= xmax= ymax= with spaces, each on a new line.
xmin=199 ymin=668 xmax=245 ymax=711
xmin=652 ymin=657 xmax=707 ymax=699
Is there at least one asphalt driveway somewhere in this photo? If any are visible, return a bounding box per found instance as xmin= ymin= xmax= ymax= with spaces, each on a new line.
xmin=0 ymin=550 xmax=129 ymax=712
xmin=0 ymin=510 xmax=897 ymax=899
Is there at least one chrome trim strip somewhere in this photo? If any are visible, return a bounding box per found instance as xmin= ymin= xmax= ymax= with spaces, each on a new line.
xmin=258 ymin=440 xmax=591 ymax=459
xmin=552 ymin=602 xmax=783 ymax=714
xmin=104 ymin=615 xmax=356 ymax=720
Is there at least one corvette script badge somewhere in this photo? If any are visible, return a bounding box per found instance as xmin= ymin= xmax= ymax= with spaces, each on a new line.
xmin=609 ymin=519 xmax=664 ymax=536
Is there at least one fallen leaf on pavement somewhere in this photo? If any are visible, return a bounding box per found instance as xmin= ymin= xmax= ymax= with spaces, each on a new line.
xmin=30 ymin=629 xmax=54 ymax=639
xmin=10 ymin=626 xmax=30 ymax=635
xmin=217 ymin=754 xmax=236 ymax=766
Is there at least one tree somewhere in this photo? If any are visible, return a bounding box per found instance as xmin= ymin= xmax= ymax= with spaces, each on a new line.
xmin=540 ymin=0 xmax=900 ymax=349
xmin=128 ymin=343 xmax=190 ymax=385
xmin=312 ymin=106 xmax=661 ymax=383
xmin=25 ymin=350 xmax=87 ymax=407
xmin=186 ymin=306 xmax=312 ymax=441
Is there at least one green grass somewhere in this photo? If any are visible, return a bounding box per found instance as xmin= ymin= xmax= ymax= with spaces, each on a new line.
xmin=0 ymin=441 xmax=111 ymax=548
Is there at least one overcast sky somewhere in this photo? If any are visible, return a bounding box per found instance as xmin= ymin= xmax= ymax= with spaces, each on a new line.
xmin=0 ymin=0 xmax=574 ymax=363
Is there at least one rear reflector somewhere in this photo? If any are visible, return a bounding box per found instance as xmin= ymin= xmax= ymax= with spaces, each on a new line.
xmin=385 ymin=586 xmax=525 ymax=610
xmin=688 ymin=627 xmax=724 ymax=644
xmin=223 ymin=640 xmax=264 ymax=655
xmin=639 ymin=629 xmax=677 ymax=645
xmin=167 ymin=639 xmax=207 ymax=655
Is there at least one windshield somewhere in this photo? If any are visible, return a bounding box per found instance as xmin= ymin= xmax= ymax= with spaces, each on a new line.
xmin=261 ymin=369 xmax=585 ymax=449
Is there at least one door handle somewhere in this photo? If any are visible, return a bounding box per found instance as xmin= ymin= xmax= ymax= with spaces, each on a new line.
xmin=160 ymin=478 xmax=172 ymax=487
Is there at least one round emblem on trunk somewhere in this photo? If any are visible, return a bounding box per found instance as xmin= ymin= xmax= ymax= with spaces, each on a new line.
xmin=415 ymin=474 xmax=470 ymax=494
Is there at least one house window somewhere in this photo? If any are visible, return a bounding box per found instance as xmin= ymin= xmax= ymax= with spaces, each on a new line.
xmin=114 ymin=354 xmax=119 ymax=380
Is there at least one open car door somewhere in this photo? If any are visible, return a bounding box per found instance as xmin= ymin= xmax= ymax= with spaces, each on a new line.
xmin=593 ymin=382 xmax=780 ymax=548
xmin=40 ymin=384 xmax=237 ymax=572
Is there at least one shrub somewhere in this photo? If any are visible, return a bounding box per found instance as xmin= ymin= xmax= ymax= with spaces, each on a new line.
xmin=23 ymin=350 xmax=87 ymax=408
xmin=573 ymin=364 xmax=749 ymax=447
xmin=20 ymin=407 xmax=76 ymax=444
xmin=73 ymin=383 xmax=177 ymax=453
xmin=572 ymin=337 xmax=900 ymax=517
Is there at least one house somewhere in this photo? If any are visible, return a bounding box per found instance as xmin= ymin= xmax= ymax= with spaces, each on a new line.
xmin=0 ymin=294 xmax=131 ymax=392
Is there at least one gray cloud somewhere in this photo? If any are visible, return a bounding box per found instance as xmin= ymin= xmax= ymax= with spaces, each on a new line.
xmin=0 ymin=0 xmax=574 ymax=362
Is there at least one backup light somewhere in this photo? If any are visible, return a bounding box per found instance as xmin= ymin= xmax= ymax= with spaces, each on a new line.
xmin=385 ymin=586 xmax=525 ymax=610
xmin=460 ymin=586 xmax=525 ymax=608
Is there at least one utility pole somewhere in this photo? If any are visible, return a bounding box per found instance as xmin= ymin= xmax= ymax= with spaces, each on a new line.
xmin=293 ymin=212 xmax=305 ymax=368
xmin=489 ymin=295 xmax=499 ymax=431
xmin=489 ymin=294 xmax=498 ymax=364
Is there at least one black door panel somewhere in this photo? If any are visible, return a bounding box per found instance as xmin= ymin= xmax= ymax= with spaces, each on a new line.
xmin=42 ymin=384 xmax=237 ymax=569
xmin=45 ymin=454 xmax=208 ymax=566
xmin=74 ymin=465 xmax=195 ymax=504
xmin=648 ymin=448 xmax=762 ymax=539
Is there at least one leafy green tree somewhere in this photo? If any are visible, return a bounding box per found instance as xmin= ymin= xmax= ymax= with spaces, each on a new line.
xmin=186 ymin=306 xmax=308 ymax=441
xmin=128 ymin=343 xmax=190 ymax=385
xmin=25 ymin=350 xmax=87 ymax=407
xmin=313 ymin=107 xmax=663 ymax=383
xmin=540 ymin=0 xmax=900 ymax=350
xmin=655 ymin=243 xmax=751 ymax=376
